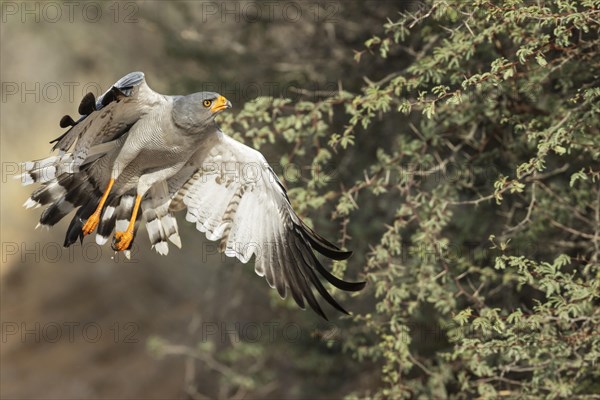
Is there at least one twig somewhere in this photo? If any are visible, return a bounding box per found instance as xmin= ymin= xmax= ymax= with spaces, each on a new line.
xmin=548 ymin=219 xmax=596 ymax=240
xmin=505 ymin=182 xmax=536 ymax=233
xmin=592 ymin=184 xmax=600 ymax=263
xmin=407 ymin=352 xmax=433 ymax=376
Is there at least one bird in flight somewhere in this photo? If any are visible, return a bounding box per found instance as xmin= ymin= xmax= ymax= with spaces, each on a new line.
xmin=18 ymin=72 xmax=365 ymax=319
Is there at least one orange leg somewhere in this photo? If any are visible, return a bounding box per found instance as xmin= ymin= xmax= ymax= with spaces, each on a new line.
xmin=82 ymin=178 xmax=114 ymax=235
xmin=113 ymin=194 xmax=142 ymax=251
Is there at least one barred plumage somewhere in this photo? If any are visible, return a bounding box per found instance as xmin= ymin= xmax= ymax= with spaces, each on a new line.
xmin=20 ymin=71 xmax=365 ymax=319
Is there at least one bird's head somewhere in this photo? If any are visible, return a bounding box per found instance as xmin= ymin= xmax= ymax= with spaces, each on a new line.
xmin=173 ymin=91 xmax=232 ymax=130
xmin=198 ymin=92 xmax=232 ymax=115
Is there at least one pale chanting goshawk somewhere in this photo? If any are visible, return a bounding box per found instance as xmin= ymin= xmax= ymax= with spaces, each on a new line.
xmin=18 ymin=72 xmax=365 ymax=319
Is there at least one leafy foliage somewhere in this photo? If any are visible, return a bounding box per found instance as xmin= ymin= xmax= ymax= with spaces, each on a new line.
xmin=151 ymin=1 xmax=600 ymax=398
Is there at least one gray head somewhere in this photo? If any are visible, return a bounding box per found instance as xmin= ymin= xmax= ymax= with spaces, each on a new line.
xmin=172 ymin=92 xmax=232 ymax=131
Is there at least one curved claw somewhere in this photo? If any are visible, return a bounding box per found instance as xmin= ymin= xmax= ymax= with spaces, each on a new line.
xmin=113 ymin=231 xmax=133 ymax=251
xmin=82 ymin=178 xmax=115 ymax=236
xmin=82 ymin=213 xmax=100 ymax=235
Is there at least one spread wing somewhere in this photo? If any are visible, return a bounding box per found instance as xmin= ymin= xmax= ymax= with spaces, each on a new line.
xmin=50 ymin=71 xmax=166 ymax=167
xmin=168 ymin=132 xmax=366 ymax=319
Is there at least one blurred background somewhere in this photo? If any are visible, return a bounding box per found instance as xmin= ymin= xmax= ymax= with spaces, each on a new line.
xmin=1 ymin=1 xmax=399 ymax=399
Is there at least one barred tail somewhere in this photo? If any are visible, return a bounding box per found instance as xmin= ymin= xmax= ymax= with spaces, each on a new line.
xmin=142 ymin=182 xmax=182 ymax=256
xmin=96 ymin=192 xmax=144 ymax=258
xmin=19 ymin=154 xmax=102 ymax=231
xmin=16 ymin=154 xmax=76 ymax=186
xmin=21 ymin=154 xmax=178 ymax=257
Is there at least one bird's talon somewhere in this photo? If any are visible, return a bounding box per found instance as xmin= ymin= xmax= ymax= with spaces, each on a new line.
xmin=113 ymin=231 xmax=133 ymax=251
xmin=82 ymin=213 xmax=100 ymax=235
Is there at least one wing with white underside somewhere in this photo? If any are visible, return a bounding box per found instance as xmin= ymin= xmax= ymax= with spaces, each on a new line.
xmin=169 ymin=132 xmax=365 ymax=319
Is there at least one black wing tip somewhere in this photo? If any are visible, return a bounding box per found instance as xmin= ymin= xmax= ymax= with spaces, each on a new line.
xmin=313 ymin=245 xmax=352 ymax=261
xmin=312 ymin=306 xmax=357 ymax=321
xmin=335 ymin=250 xmax=353 ymax=260
xmin=321 ymin=293 xmax=350 ymax=317
xmin=337 ymin=279 xmax=366 ymax=292
xmin=50 ymin=133 xmax=66 ymax=145
xmin=347 ymin=280 xmax=367 ymax=291
xmin=78 ymin=92 xmax=97 ymax=116
xmin=316 ymin=308 xmax=329 ymax=321
xmin=297 ymin=221 xmax=353 ymax=261
xmin=300 ymin=302 xmax=329 ymax=321
xmin=59 ymin=115 xmax=76 ymax=129
xmin=309 ymin=250 xmax=366 ymax=293
xmin=290 ymin=236 xmax=361 ymax=320
xmin=328 ymin=276 xmax=366 ymax=293
xmin=310 ymin=301 xmax=328 ymax=320
xmin=63 ymin=218 xmax=84 ymax=247
xmin=63 ymin=197 xmax=100 ymax=247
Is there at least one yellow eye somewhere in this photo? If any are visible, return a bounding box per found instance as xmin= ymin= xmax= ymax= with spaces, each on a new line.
xmin=203 ymin=100 xmax=212 ymax=108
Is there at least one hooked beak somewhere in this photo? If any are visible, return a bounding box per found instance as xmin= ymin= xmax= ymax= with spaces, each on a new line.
xmin=210 ymin=95 xmax=232 ymax=113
